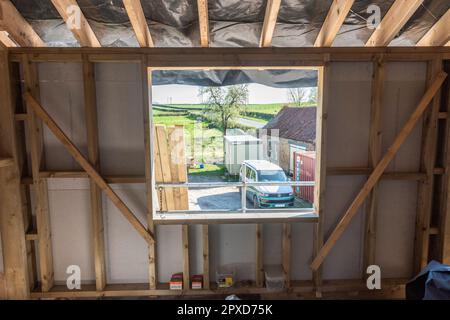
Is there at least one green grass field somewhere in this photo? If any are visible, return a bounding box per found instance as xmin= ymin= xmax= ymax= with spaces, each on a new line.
xmin=168 ymin=103 xmax=286 ymax=117
xmin=188 ymin=163 xmax=226 ymax=176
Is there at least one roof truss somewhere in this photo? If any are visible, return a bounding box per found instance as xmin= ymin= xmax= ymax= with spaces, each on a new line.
xmin=197 ymin=0 xmax=210 ymax=47
xmin=314 ymin=0 xmax=355 ymax=47
xmin=50 ymin=0 xmax=101 ymax=47
xmin=260 ymin=0 xmax=281 ymax=47
xmin=366 ymin=0 xmax=423 ymax=47
xmin=123 ymin=0 xmax=153 ymax=47
xmin=417 ymin=8 xmax=450 ymax=47
xmin=0 ymin=0 xmax=44 ymax=47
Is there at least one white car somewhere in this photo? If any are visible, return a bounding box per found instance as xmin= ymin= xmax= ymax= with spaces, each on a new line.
xmin=239 ymin=160 xmax=294 ymax=208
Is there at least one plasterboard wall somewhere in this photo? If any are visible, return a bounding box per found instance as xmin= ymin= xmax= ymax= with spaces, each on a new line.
xmin=35 ymin=61 xmax=426 ymax=285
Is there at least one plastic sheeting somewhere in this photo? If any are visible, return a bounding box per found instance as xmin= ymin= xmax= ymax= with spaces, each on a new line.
xmin=152 ymin=69 xmax=318 ymax=87
xmin=9 ymin=0 xmax=450 ymax=87
xmin=406 ymin=261 xmax=450 ymax=300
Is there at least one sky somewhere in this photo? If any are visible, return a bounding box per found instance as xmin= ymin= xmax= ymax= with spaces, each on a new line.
xmin=152 ymin=83 xmax=299 ymax=105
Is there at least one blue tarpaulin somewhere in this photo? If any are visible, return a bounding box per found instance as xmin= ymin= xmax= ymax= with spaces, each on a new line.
xmin=406 ymin=261 xmax=450 ymax=300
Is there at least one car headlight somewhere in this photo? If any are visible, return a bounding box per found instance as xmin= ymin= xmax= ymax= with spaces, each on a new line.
xmin=260 ymin=193 xmax=270 ymax=197
xmin=289 ymin=192 xmax=294 ymax=196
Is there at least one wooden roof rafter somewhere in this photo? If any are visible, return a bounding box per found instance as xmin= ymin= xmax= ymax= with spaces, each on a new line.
xmin=197 ymin=0 xmax=210 ymax=47
xmin=0 ymin=31 xmax=18 ymax=47
xmin=259 ymin=0 xmax=282 ymax=47
xmin=50 ymin=0 xmax=101 ymax=47
xmin=416 ymin=8 xmax=450 ymax=47
xmin=0 ymin=0 xmax=45 ymax=47
xmin=314 ymin=0 xmax=355 ymax=47
xmin=123 ymin=0 xmax=153 ymax=47
xmin=365 ymin=0 xmax=423 ymax=47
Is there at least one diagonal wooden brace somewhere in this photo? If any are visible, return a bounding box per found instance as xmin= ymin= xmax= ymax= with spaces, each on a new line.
xmin=24 ymin=92 xmax=155 ymax=244
xmin=310 ymin=71 xmax=447 ymax=271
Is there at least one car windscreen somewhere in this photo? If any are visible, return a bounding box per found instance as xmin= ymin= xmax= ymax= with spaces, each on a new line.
xmin=257 ymin=170 xmax=287 ymax=182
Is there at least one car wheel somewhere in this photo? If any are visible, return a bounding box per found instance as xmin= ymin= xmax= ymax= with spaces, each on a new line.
xmin=253 ymin=196 xmax=260 ymax=209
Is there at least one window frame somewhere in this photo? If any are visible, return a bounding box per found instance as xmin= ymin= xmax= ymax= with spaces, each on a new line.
xmin=148 ymin=66 xmax=325 ymax=225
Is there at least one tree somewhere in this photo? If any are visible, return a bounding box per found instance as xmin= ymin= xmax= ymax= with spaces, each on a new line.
xmin=199 ymin=85 xmax=249 ymax=133
xmin=287 ymin=88 xmax=307 ymax=106
xmin=199 ymin=85 xmax=249 ymax=164
xmin=287 ymin=87 xmax=318 ymax=106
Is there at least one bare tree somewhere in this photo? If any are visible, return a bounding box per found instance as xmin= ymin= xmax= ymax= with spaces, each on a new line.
xmin=287 ymin=88 xmax=307 ymax=106
xmin=288 ymin=87 xmax=318 ymax=106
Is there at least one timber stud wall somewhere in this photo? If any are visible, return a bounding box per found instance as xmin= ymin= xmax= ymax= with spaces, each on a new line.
xmin=1 ymin=47 xmax=450 ymax=299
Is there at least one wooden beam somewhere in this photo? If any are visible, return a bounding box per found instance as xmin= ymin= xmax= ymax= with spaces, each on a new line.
xmin=363 ymin=56 xmax=385 ymax=278
xmin=313 ymin=64 xmax=329 ymax=295
xmin=29 ymin=171 xmax=145 ymax=184
xmin=417 ymin=9 xmax=450 ymax=47
xmin=197 ymin=0 xmax=209 ymax=47
xmin=50 ymin=0 xmax=101 ymax=47
xmin=314 ymin=0 xmax=355 ymax=47
xmin=123 ymin=0 xmax=153 ymax=47
xmin=141 ymin=60 xmax=157 ymax=289
xmin=327 ymin=167 xmax=427 ymax=180
xmin=24 ymin=92 xmax=154 ymax=244
xmin=8 ymin=47 xmax=450 ymax=65
xmin=27 ymin=278 xmax=407 ymax=299
xmin=22 ymin=55 xmax=54 ymax=292
xmin=0 ymin=46 xmax=29 ymax=300
xmin=202 ymin=225 xmax=210 ymax=289
xmin=311 ymin=70 xmax=447 ymax=271
xmin=0 ymin=31 xmax=17 ymax=47
xmin=83 ymin=57 xmax=106 ymax=291
xmin=414 ymin=59 xmax=443 ymax=273
xmin=259 ymin=0 xmax=281 ymax=47
xmin=0 ymin=1 xmax=45 ymax=47
xmin=366 ymin=0 xmax=423 ymax=47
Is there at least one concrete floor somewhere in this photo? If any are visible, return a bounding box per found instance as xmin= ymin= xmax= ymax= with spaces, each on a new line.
xmin=187 ymin=175 xmax=312 ymax=210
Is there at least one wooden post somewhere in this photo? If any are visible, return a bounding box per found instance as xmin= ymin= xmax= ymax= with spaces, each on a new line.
xmin=255 ymin=224 xmax=264 ymax=287
xmin=282 ymin=223 xmax=291 ymax=288
xmin=414 ymin=59 xmax=443 ymax=274
xmin=182 ymin=225 xmax=190 ymax=290
xmin=142 ymin=60 xmax=157 ymax=289
xmin=313 ymin=63 xmax=329 ymax=294
xmin=311 ymin=70 xmax=447 ymax=272
xmin=363 ymin=56 xmax=385 ymax=277
xmin=202 ymin=225 xmax=210 ymax=289
xmin=441 ymin=62 xmax=450 ymax=264
xmin=22 ymin=55 xmax=54 ymax=292
xmin=83 ymin=57 xmax=106 ymax=291
xmin=10 ymin=59 xmax=38 ymax=292
xmin=0 ymin=48 xmax=30 ymax=299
